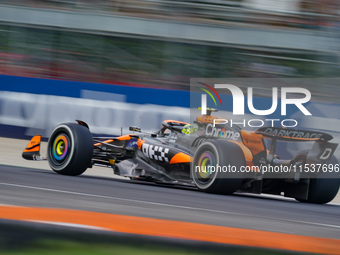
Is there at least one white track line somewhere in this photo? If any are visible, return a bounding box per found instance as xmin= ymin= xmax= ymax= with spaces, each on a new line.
xmin=27 ymin=220 xmax=111 ymax=231
xmin=0 ymin=182 xmax=340 ymax=230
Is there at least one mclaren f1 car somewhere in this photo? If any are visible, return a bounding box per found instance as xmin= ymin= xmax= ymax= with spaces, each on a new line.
xmin=22 ymin=112 xmax=340 ymax=204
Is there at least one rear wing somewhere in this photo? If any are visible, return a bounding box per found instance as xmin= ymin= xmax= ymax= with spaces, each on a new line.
xmin=257 ymin=127 xmax=338 ymax=166
xmin=256 ymin=127 xmax=333 ymax=142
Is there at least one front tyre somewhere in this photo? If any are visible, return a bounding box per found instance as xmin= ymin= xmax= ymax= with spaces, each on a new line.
xmin=47 ymin=123 xmax=93 ymax=176
xmin=191 ymin=140 xmax=245 ymax=195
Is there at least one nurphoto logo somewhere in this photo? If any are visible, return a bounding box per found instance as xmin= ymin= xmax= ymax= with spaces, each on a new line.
xmin=200 ymin=83 xmax=312 ymax=128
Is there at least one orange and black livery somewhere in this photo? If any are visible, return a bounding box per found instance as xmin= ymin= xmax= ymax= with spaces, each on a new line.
xmin=22 ymin=112 xmax=339 ymax=204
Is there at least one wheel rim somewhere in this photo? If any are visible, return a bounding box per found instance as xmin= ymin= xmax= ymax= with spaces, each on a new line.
xmin=51 ymin=134 xmax=70 ymax=163
xmin=195 ymin=151 xmax=216 ymax=185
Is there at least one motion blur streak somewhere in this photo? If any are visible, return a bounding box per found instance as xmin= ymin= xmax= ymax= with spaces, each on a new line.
xmin=0 ymin=1 xmax=340 ymax=95
xmin=0 ymin=205 xmax=339 ymax=255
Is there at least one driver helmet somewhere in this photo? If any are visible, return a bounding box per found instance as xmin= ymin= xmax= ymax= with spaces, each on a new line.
xmin=182 ymin=124 xmax=198 ymax=135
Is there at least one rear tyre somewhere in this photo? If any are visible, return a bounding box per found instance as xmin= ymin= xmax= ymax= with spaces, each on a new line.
xmin=293 ymin=150 xmax=340 ymax=204
xmin=47 ymin=123 xmax=93 ymax=176
xmin=302 ymin=178 xmax=340 ymax=204
xmin=191 ymin=140 xmax=244 ymax=195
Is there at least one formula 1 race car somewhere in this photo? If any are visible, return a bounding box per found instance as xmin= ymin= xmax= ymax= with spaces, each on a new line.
xmin=22 ymin=112 xmax=340 ymax=204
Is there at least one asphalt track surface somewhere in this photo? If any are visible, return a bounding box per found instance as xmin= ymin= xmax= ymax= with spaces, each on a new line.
xmin=1 ymin=164 xmax=340 ymax=254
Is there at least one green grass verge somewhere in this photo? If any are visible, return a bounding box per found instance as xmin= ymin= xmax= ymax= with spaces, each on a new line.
xmin=0 ymin=239 xmax=295 ymax=255
xmin=0 ymin=220 xmax=304 ymax=255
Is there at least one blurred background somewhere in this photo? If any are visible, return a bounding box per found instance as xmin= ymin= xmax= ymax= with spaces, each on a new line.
xmin=0 ymin=0 xmax=339 ymax=139
xmin=0 ymin=0 xmax=339 ymax=95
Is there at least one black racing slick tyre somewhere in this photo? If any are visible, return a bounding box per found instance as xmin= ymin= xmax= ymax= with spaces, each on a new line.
xmin=293 ymin=150 xmax=340 ymax=204
xmin=191 ymin=140 xmax=245 ymax=195
xmin=47 ymin=123 xmax=93 ymax=176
